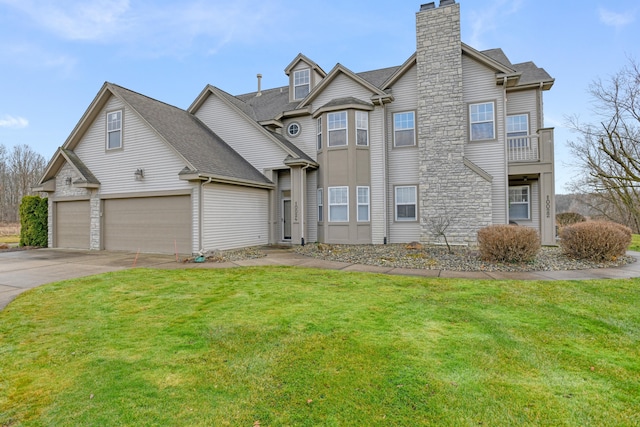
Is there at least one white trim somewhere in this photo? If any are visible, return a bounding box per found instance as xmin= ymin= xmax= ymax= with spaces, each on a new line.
xmin=395 ymin=185 xmax=417 ymax=222
xmin=327 ymin=111 xmax=347 ymax=147
xmin=328 ymin=186 xmax=349 ymax=222
xmin=509 ymin=185 xmax=531 ymax=220
xmin=393 ymin=111 xmax=415 ymax=147
xmin=357 ymin=186 xmax=370 ymax=222
xmin=317 ymin=187 xmax=323 ymax=222
xmin=293 ymin=68 xmax=310 ymax=100
xmin=469 ymin=101 xmax=496 ymax=141
xmin=356 ymin=111 xmax=369 ymax=146
xmin=106 ymin=110 xmax=122 ymax=150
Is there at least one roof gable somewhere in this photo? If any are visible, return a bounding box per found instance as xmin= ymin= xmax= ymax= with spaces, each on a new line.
xmin=284 ymin=53 xmax=327 ymax=77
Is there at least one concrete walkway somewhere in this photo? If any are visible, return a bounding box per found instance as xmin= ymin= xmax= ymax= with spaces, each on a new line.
xmin=1 ymin=247 xmax=639 ymax=311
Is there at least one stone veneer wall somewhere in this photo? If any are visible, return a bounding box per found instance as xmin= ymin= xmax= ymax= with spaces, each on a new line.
xmin=415 ymin=2 xmax=492 ymax=245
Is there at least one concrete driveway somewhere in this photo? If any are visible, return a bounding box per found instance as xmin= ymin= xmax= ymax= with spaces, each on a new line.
xmin=0 ymin=248 xmax=183 ymax=310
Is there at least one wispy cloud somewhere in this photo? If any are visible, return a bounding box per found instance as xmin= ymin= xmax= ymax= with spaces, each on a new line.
xmin=0 ymin=115 xmax=29 ymax=129
xmin=0 ymin=42 xmax=77 ymax=74
xmin=598 ymin=7 xmax=635 ymax=30
xmin=468 ymin=0 xmax=524 ymax=49
xmin=0 ymin=0 xmax=280 ymax=57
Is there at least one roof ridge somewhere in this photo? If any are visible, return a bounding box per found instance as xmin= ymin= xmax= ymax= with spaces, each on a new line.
xmin=107 ymin=82 xmax=186 ymax=112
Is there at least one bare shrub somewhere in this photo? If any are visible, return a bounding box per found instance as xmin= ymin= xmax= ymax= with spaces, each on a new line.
xmin=559 ymin=221 xmax=632 ymax=261
xmin=556 ymin=212 xmax=586 ymax=227
xmin=477 ymin=225 xmax=541 ymax=263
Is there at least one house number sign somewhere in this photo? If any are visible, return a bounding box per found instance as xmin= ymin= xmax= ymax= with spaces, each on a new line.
xmin=294 ymin=202 xmax=299 ymax=222
xmin=546 ymin=196 xmax=551 ymax=218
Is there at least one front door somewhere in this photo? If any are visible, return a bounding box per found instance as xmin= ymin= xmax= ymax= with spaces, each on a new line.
xmin=283 ymin=199 xmax=291 ymax=240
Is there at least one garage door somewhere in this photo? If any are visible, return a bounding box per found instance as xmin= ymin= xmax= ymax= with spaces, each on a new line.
xmin=55 ymin=200 xmax=90 ymax=249
xmin=103 ymin=195 xmax=191 ymax=254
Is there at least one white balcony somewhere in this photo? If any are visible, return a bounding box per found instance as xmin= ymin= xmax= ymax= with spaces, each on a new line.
xmin=508 ymin=134 xmax=539 ymax=162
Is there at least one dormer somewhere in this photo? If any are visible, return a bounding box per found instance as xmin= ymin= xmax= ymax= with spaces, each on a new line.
xmin=285 ymin=53 xmax=327 ymax=103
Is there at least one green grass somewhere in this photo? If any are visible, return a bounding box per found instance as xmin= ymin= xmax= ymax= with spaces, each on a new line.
xmin=1 ymin=267 xmax=639 ymax=426
xmin=630 ymin=234 xmax=640 ymax=251
xmin=0 ymin=235 xmax=19 ymax=244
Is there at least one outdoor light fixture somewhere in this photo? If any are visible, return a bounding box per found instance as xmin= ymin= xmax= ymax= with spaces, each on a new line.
xmin=134 ymin=168 xmax=145 ymax=180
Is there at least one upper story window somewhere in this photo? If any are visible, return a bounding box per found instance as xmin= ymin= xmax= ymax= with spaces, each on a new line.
xmin=106 ymin=110 xmax=122 ymax=150
xmin=287 ymin=122 xmax=301 ymax=138
xmin=356 ymin=111 xmax=369 ymax=146
xmin=317 ymin=117 xmax=322 ymax=150
xmin=393 ymin=111 xmax=415 ymax=147
xmin=328 ymin=111 xmax=347 ymax=147
xmin=395 ymin=185 xmax=417 ymax=221
xmin=293 ymin=69 xmax=310 ymax=100
xmin=469 ymin=102 xmax=495 ymax=141
xmin=507 ymin=114 xmax=529 ymax=148
xmin=509 ymin=185 xmax=530 ymax=220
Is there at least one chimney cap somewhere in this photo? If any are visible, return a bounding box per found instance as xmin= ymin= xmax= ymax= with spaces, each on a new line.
xmin=420 ymin=2 xmax=435 ymax=10
xmin=439 ymin=0 xmax=455 ymax=6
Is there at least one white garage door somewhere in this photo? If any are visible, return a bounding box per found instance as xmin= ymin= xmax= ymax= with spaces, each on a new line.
xmin=55 ymin=200 xmax=90 ymax=249
xmin=103 ymin=195 xmax=191 ymax=254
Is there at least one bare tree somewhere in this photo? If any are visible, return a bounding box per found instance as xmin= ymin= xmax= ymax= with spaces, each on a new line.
xmin=567 ymin=58 xmax=640 ymax=232
xmin=0 ymin=144 xmax=46 ymax=223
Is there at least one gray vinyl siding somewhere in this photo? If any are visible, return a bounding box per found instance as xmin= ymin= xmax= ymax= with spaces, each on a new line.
xmin=512 ymin=181 xmax=540 ymax=233
xmin=311 ymin=74 xmax=373 ymax=110
xmin=195 ymin=95 xmax=291 ymax=173
xmin=306 ymin=170 xmax=318 ymax=242
xmin=74 ymin=96 xmax=194 ymax=195
xmin=462 ymin=55 xmax=508 ymax=225
xmin=506 ymin=91 xmax=538 ymax=132
xmin=386 ymin=65 xmax=420 ymax=243
xmin=283 ymin=116 xmax=316 ymax=159
xmin=202 ymin=183 xmax=269 ymax=250
xmin=369 ymin=105 xmax=386 ymax=244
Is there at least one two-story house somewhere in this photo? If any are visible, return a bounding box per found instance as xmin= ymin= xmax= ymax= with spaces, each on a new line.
xmin=35 ymin=1 xmax=555 ymax=254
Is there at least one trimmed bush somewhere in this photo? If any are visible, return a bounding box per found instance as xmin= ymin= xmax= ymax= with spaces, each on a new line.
xmin=556 ymin=212 xmax=586 ymax=227
xmin=19 ymin=195 xmax=48 ymax=247
xmin=559 ymin=221 xmax=631 ymax=261
xmin=477 ymin=225 xmax=541 ymax=263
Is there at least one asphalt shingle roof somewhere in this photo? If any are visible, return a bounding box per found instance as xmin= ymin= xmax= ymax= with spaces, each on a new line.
xmin=109 ymin=83 xmax=272 ymax=186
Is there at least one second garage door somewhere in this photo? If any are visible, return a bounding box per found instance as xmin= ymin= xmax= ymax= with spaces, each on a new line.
xmin=55 ymin=200 xmax=90 ymax=249
xmin=103 ymin=195 xmax=191 ymax=254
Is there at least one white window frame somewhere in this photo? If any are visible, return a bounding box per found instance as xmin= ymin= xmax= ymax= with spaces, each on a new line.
xmin=328 ymin=186 xmax=349 ymax=222
xmin=356 ymin=111 xmax=369 ymax=146
xmin=293 ymin=69 xmax=310 ymax=100
xmin=393 ymin=111 xmax=415 ymax=147
xmin=106 ymin=110 xmax=122 ymax=150
xmin=317 ymin=188 xmax=323 ymax=222
xmin=357 ymin=186 xmax=370 ymax=222
xmin=395 ymin=185 xmax=417 ymax=222
xmin=469 ymin=102 xmax=495 ymax=141
xmin=507 ymin=114 xmax=529 ymax=148
xmin=328 ymin=111 xmax=347 ymax=147
xmin=287 ymin=122 xmax=301 ymax=138
xmin=317 ymin=117 xmax=322 ymax=150
xmin=509 ymin=185 xmax=531 ymax=220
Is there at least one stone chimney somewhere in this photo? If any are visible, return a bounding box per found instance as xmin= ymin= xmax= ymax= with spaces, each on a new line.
xmin=415 ymin=1 xmax=493 ymax=245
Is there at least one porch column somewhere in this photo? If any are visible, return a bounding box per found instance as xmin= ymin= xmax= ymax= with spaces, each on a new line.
xmin=289 ymin=165 xmax=306 ymax=245
xmin=539 ymin=171 xmax=556 ymax=245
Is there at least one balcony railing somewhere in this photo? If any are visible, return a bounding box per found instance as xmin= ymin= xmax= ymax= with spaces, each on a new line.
xmin=508 ymin=134 xmax=539 ymax=162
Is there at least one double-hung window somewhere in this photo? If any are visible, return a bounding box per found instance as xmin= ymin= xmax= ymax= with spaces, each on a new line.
xmin=469 ymin=102 xmax=495 ymax=140
xmin=507 ymin=114 xmax=529 ymax=148
xmin=393 ymin=112 xmax=415 ymax=147
xmin=317 ymin=117 xmax=322 ymax=150
xmin=357 ymin=186 xmax=370 ymax=222
xmin=395 ymin=186 xmax=417 ymax=221
xmin=509 ymin=185 xmax=530 ymax=220
xmin=317 ymin=188 xmax=324 ymax=222
xmin=328 ymin=186 xmax=348 ymax=222
xmin=328 ymin=111 xmax=347 ymax=147
xmin=106 ymin=110 xmax=122 ymax=149
xmin=293 ymin=69 xmax=310 ymax=100
xmin=356 ymin=111 xmax=369 ymax=146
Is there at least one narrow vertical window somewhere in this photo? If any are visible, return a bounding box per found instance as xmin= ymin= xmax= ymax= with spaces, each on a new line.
xmin=393 ymin=112 xmax=415 ymax=147
xmin=328 ymin=111 xmax=347 ymax=147
xmin=107 ymin=110 xmax=122 ymax=149
xmin=469 ymin=102 xmax=495 ymax=140
xmin=356 ymin=111 xmax=369 ymax=146
xmin=357 ymin=186 xmax=370 ymax=222
xmin=395 ymin=186 xmax=417 ymax=221
xmin=507 ymin=114 xmax=529 ymax=148
xmin=317 ymin=117 xmax=322 ymax=150
xmin=293 ymin=69 xmax=310 ymax=100
xmin=317 ymin=188 xmax=323 ymax=222
xmin=328 ymin=186 xmax=348 ymax=222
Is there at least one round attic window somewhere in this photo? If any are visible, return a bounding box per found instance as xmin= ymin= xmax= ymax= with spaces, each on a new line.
xmin=287 ymin=122 xmax=301 ymax=138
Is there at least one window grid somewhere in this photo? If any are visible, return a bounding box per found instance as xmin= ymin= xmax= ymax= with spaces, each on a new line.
xmin=507 ymin=114 xmax=529 ymax=148
xmin=395 ymin=186 xmax=417 ymax=221
xmin=469 ymin=102 xmax=495 ymax=140
xmin=107 ymin=111 xmax=122 ymax=149
xmin=357 ymin=186 xmax=370 ymax=222
xmin=293 ymin=69 xmax=310 ymax=100
xmin=317 ymin=188 xmax=323 ymax=222
xmin=509 ymin=185 xmax=530 ymax=220
xmin=328 ymin=186 xmax=349 ymax=222
xmin=356 ymin=111 xmax=369 ymax=146
xmin=328 ymin=111 xmax=347 ymax=147
xmin=317 ymin=117 xmax=322 ymax=150
xmin=393 ymin=112 xmax=415 ymax=147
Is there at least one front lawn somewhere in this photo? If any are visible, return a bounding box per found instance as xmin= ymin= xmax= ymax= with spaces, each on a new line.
xmin=1 ymin=267 xmax=639 ymax=426
xmin=630 ymin=234 xmax=640 ymax=251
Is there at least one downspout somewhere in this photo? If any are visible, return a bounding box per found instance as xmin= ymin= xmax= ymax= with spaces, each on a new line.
xmin=199 ymin=177 xmax=214 ymax=253
xmin=503 ymin=76 xmax=509 ymax=224
xmin=379 ymin=96 xmax=389 ymax=244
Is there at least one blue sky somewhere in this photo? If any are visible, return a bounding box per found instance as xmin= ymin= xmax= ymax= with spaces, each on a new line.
xmin=0 ymin=0 xmax=638 ymax=193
